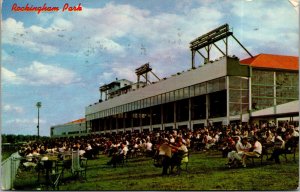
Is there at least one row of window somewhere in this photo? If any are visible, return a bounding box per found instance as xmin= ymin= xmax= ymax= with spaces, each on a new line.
xmin=251 ymin=70 xmax=298 ymax=111
xmin=60 ymin=130 xmax=87 ymax=135
xmin=87 ymin=77 xmax=226 ymax=120
xmin=90 ymin=93 xmax=227 ymax=131
xmin=252 ymin=70 xmax=274 ymax=85
xmin=252 ymin=70 xmax=298 ymax=87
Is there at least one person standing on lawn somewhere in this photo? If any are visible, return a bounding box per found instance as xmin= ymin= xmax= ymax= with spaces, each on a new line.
xmin=158 ymin=138 xmax=172 ymax=176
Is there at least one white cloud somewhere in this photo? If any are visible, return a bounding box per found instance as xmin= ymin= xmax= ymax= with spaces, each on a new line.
xmin=112 ymin=67 xmax=136 ymax=82
xmin=3 ymin=118 xmax=47 ymax=135
xmin=3 ymin=104 xmax=24 ymax=113
xmin=6 ymin=118 xmax=46 ymax=125
xmin=1 ymin=67 xmax=25 ymax=84
xmin=2 ymin=2 xmax=224 ymax=60
xmin=2 ymin=18 xmax=59 ymax=55
xmin=2 ymin=1 xmax=298 ymax=84
xmin=18 ymin=61 xmax=81 ymax=85
xmin=2 ymin=61 xmax=81 ymax=86
xmin=50 ymin=18 xmax=74 ymax=30
xmin=230 ymin=1 xmax=298 ymax=55
xmin=97 ymin=72 xmax=114 ymax=85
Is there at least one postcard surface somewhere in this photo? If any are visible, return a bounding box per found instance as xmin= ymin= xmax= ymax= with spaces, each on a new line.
xmin=1 ymin=0 xmax=299 ymax=191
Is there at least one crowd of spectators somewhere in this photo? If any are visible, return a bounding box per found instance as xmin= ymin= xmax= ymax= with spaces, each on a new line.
xmin=17 ymin=121 xmax=299 ymax=171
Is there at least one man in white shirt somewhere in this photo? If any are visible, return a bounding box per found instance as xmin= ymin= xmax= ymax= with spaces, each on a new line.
xmin=241 ymin=136 xmax=262 ymax=167
xmin=227 ymin=137 xmax=251 ymax=167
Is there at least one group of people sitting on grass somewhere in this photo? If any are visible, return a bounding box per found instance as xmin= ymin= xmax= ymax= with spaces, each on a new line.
xmin=17 ymin=120 xmax=298 ymax=171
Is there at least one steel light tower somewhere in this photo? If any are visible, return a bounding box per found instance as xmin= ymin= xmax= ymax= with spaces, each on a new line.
xmin=36 ymin=102 xmax=42 ymax=139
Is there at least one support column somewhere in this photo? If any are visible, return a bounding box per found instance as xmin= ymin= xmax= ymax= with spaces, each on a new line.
xmin=109 ymin=117 xmax=112 ymax=134
xmin=137 ymin=75 xmax=140 ymax=89
xmin=104 ymin=117 xmax=107 ymax=132
xmin=174 ymin=102 xmax=177 ymax=129
xmin=123 ymin=113 xmax=126 ymax=133
xmin=226 ymin=76 xmax=230 ymax=126
xmin=273 ymin=71 xmax=277 ymax=114
xmin=206 ymin=94 xmax=209 ymax=126
xmin=225 ymin=37 xmax=228 ymax=56
xmin=139 ymin=110 xmax=142 ymax=131
xmin=131 ymin=114 xmax=134 ymax=132
xmin=150 ymin=107 xmax=153 ymax=131
xmin=161 ymin=105 xmax=164 ymax=130
xmin=188 ymin=98 xmax=192 ymax=131
xmin=249 ymin=67 xmax=252 ymax=122
xmin=191 ymin=50 xmax=195 ymax=69
xmin=85 ymin=120 xmax=88 ymax=134
xmin=116 ymin=115 xmax=118 ymax=132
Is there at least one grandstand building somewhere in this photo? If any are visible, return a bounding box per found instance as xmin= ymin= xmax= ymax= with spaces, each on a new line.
xmin=85 ymin=53 xmax=299 ymax=134
xmin=51 ymin=24 xmax=299 ymax=137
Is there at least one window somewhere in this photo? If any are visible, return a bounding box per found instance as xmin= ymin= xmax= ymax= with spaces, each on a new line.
xmin=152 ymin=96 xmax=157 ymax=105
xmin=194 ymin=84 xmax=201 ymax=96
xmin=162 ymin=93 xmax=166 ymax=103
xmin=189 ymin=85 xmax=195 ymax=97
xmin=165 ymin=92 xmax=170 ymax=102
xmin=157 ymin=94 xmax=162 ymax=105
xmin=169 ymin=91 xmax=174 ymax=102
xmin=183 ymin=87 xmax=189 ymax=98
xmin=200 ymin=83 xmax=206 ymax=95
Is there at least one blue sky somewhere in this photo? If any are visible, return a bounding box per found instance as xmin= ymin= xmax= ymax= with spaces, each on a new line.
xmin=1 ymin=0 xmax=299 ymax=136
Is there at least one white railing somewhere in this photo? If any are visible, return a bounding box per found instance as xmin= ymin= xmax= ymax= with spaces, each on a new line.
xmin=1 ymin=152 xmax=21 ymax=190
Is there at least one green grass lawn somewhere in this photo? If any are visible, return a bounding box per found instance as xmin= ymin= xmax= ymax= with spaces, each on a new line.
xmin=14 ymin=150 xmax=299 ymax=191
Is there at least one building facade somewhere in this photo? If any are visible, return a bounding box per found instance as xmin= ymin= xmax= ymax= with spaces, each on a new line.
xmin=241 ymin=54 xmax=299 ymax=125
xmin=85 ymin=54 xmax=298 ymax=134
xmin=50 ymin=118 xmax=87 ymax=137
xmin=51 ymin=24 xmax=299 ymax=137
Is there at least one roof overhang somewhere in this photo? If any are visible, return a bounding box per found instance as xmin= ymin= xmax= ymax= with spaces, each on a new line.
xmin=251 ymin=100 xmax=299 ymax=118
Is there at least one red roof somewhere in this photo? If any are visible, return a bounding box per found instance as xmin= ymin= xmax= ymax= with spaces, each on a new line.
xmin=240 ymin=54 xmax=299 ymax=71
xmin=65 ymin=118 xmax=85 ymax=124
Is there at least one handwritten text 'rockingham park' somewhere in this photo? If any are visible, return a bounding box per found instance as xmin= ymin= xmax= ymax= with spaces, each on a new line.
xmin=11 ymin=3 xmax=82 ymax=14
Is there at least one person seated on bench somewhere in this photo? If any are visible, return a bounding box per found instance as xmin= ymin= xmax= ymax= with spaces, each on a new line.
xmin=241 ymin=136 xmax=262 ymax=167
xmin=288 ymin=126 xmax=299 ymax=137
xmin=262 ymin=130 xmax=274 ymax=148
xmin=221 ymin=136 xmax=236 ymax=158
xmin=227 ymin=137 xmax=251 ymax=167
xmin=267 ymin=130 xmax=286 ymax=164
xmin=107 ymin=143 xmax=128 ymax=167
xmin=203 ymin=131 xmax=214 ymax=150
xmin=169 ymin=137 xmax=188 ymax=174
xmin=145 ymin=139 xmax=153 ymax=157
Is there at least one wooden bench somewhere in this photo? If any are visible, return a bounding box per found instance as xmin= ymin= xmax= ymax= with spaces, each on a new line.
xmin=281 ymin=137 xmax=298 ymax=163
